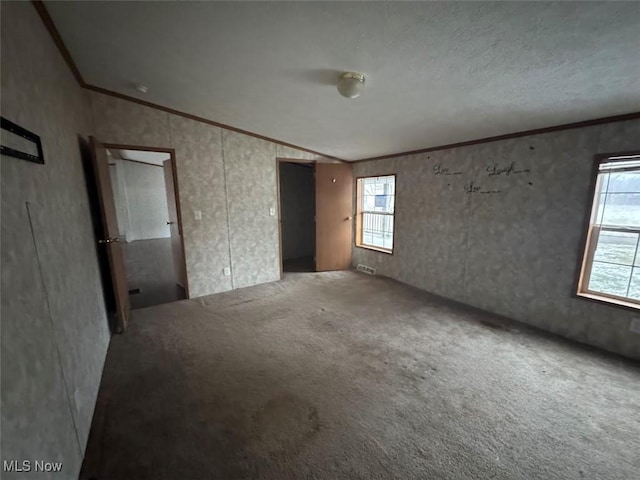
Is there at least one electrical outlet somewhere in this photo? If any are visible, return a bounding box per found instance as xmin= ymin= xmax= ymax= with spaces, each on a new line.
xmin=194 ymin=210 xmax=202 ymax=220
xmin=223 ymin=266 xmax=231 ymax=276
xmin=629 ymin=317 xmax=640 ymax=334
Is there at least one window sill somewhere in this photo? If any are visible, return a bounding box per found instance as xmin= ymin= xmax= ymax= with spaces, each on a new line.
xmin=576 ymin=292 xmax=640 ymax=311
xmin=355 ymin=244 xmax=393 ymax=255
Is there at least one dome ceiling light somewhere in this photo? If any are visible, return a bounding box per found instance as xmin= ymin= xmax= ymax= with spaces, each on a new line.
xmin=337 ymin=72 xmax=365 ymax=99
xmin=133 ymin=82 xmax=148 ymax=94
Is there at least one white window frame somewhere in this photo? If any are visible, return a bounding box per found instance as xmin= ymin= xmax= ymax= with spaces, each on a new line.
xmin=577 ymin=153 xmax=640 ymax=310
xmin=355 ymin=174 xmax=396 ymax=254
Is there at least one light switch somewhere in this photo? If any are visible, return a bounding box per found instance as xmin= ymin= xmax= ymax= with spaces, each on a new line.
xmin=269 ymin=207 xmax=276 ymax=217
xmin=223 ymin=266 xmax=231 ymax=276
xmin=194 ymin=210 xmax=202 ymax=220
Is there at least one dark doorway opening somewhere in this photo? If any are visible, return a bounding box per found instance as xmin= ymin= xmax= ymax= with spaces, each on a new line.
xmin=278 ymin=161 xmax=316 ymax=273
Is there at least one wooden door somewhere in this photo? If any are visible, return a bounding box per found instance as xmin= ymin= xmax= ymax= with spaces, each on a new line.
xmin=315 ymin=163 xmax=353 ymax=271
xmin=163 ymin=159 xmax=187 ymax=289
xmin=90 ymin=137 xmax=130 ymax=332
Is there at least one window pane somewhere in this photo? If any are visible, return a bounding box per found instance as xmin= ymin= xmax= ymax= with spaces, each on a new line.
xmin=595 ymin=168 xmax=640 ymax=227
xmin=593 ymin=174 xmax=609 ymax=225
xmin=606 ymin=170 xmax=640 ymax=193
xmin=362 ymin=176 xmax=395 ymax=214
xmin=359 ymin=175 xmax=395 ymax=251
xmin=362 ymin=212 xmax=393 ymax=250
xmin=582 ymin=158 xmax=640 ymax=303
xmin=588 ymin=262 xmax=633 ymax=297
xmin=600 ymin=193 xmax=640 ymax=227
xmin=629 ymin=268 xmax=640 ymax=301
xmin=593 ymin=230 xmax=638 ymax=266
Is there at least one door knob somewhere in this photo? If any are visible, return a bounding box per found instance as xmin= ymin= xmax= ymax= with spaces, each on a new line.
xmin=98 ymin=237 xmax=120 ymax=244
xmin=167 ymin=221 xmax=175 ymax=225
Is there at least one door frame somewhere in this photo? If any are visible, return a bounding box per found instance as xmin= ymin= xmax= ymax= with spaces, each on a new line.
xmin=103 ymin=143 xmax=190 ymax=298
xmin=276 ymin=158 xmax=317 ymax=278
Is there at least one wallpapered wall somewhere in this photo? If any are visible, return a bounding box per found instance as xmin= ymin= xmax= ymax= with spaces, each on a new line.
xmin=279 ymin=163 xmax=315 ymax=260
xmin=1 ymin=2 xmax=111 ymax=477
xmin=89 ymin=91 xmax=334 ymax=297
xmin=353 ymin=119 xmax=640 ymax=360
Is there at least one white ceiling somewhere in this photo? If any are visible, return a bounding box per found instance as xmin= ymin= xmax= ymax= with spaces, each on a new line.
xmin=46 ymin=1 xmax=640 ymax=161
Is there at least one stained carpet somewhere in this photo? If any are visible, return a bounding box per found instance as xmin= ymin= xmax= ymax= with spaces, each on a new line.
xmin=81 ymin=271 xmax=640 ymax=480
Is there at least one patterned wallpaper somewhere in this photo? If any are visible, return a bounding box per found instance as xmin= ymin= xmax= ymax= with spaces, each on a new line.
xmin=90 ymin=91 xmax=325 ymax=297
xmin=168 ymin=115 xmax=232 ymax=297
xmin=224 ymin=131 xmax=280 ymax=288
xmin=1 ymin=2 xmax=111 ymax=475
xmin=353 ymin=120 xmax=640 ymax=360
xmin=89 ymin=91 xmax=171 ymax=146
xmin=276 ymin=143 xmax=335 ymax=162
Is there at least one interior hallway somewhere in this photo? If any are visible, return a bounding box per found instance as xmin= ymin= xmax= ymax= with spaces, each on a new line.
xmin=81 ymin=271 xmax=640 ymax=480
xmin=123 ymin=238 xmax=185 ymax=309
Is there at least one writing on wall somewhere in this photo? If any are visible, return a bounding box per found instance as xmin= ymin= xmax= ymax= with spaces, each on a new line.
xmin=430 ymin=159 xmax=532 ymax=195
xmin=464 ymin=181 xmax=501 ymax=195
xmin=486 ymin=161 xmax=531 ymax=177
xmin=433 ymin=163 xmax=463 ymax=176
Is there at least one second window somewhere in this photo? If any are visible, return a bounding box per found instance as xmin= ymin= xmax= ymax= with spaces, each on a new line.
xmin=356 ymin=175 xmax=396 ymax=253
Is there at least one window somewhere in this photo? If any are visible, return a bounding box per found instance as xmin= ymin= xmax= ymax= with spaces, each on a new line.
xmin=578 ymin=154 xmax=640 ymax=308
xmin=356 ymin=175 xmax=395 ymax=253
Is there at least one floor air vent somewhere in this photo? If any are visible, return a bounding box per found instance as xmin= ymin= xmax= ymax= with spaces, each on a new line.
xmin=356 ymin=264 xmax=376 ymax=275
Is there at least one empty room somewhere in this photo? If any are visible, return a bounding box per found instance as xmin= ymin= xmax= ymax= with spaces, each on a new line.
xmin=1 ymin=1 xmax=639 ymax=479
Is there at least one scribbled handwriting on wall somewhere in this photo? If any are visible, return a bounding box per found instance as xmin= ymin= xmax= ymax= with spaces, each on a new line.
xmin=486 ymin=161 xmax=530 ymax=177
xmin=433 ymin=163 xmax=463 ymax=176
xmin=464 ymin=181 xmax=501 ymax=195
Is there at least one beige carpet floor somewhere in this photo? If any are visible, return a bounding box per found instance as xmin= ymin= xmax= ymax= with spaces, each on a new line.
xmin=81 ymin=271 xmax=640 ymax=480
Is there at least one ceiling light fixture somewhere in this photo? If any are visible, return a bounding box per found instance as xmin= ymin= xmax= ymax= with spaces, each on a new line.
xmin=133 ymin=83 xmax=148 ymax=94
xmin=337 ymin=72 xmax=365 ymax=99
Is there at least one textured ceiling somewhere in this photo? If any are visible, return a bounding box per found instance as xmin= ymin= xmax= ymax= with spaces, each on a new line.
xmin=46 ymin=1 xmax=640 ymax=160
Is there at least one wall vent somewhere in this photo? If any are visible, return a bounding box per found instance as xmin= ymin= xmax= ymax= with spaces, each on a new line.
xmin=356 ymin=264 xmax=376 ymax=275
